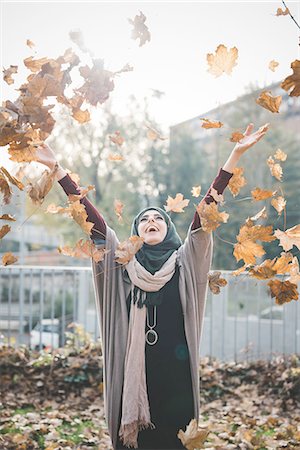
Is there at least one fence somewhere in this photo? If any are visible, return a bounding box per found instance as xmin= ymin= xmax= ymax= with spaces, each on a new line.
xmin=0 ymin=265 xmax=299 ymax=362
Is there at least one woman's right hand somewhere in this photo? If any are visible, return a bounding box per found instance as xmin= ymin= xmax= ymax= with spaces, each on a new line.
xmin=35 ymin=143 xmax=57 ymax=169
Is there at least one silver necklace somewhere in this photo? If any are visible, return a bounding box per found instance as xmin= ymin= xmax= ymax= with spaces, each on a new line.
xmin=145 ymin=305 xmax=158 ymax=345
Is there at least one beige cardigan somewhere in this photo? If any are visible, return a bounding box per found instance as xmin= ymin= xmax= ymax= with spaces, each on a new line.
xmin=91 ymin=223 xmax=213 ymax=449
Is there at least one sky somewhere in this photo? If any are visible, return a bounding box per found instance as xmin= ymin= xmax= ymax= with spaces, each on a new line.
xmin=1 ymin=0 xmax=300 ymax=134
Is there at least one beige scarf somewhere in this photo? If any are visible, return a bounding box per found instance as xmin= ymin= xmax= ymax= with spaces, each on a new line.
xmin=118 ymin=251 xmax=178 ymax=448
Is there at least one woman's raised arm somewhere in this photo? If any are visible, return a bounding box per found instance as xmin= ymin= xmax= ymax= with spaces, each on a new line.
xmin=35 ymin=143 xmax=107 ymax=242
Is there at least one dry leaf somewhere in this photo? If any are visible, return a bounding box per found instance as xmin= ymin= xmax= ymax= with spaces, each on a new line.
xmin=26 ymin=39 xmax=35 ymax=49
xmin=246 ymin=206 xmax=267 ymax=227
xmin=267 ymin=156 xmax=283 ymax=181
xmin=281 ymin=59 xmax=300 ymax=97
xmin=23 ymin=56 xmax=49 ymax=72
xmin=164 ymin=193 xmax=190 ymax=213
xmin=58 ymin=238 xmax=107 ymax=263
xmin=256 ymin=90 xmax=282 ymax=113
xmin=287 ymin=256 xmax=300 ymax=285
xmin=146 ymin=124 xmax=167 ymax=141
xmin=230 ymin=131 xmax=244 ymax=142
xmin=227 ymin=167 xmax=247 ymax=197
xmin=271 ymin=196 xmax=286 ymax=215
xmin=115 ymin=235 xmax=144 ymax=265
xmin=0 ymin=224 xmax=11 ymax=239
xmin=114 ymin=199 xmax=124 ymax=222
xmin=249 ymin=259 xmax=278 ymax=280
xmin=209 ymin=187 xmax=224 ymax=205
xmin=68 ymin=185 xmax=95 ymax=202
xmin=196 ymin=201 xmax=229 ymax=232
xmin=2 ymin=252 xmax=18 ymax=266
xmin=109 ymin=131 xmax=124 ymax=146
xmin=0 ymin=173 xmax=13 ymax=205
xmin=276 ymin=7 xmax=290 ymax=16
xmin=191 ymin=186 xmax=201 ymax=198
xmin=206 ymin=44 xmax=238 ymax=77
xmin=72 ymin=108 xmax=90 ymax=124
xmin=274 ymin=148 xmax=287 ymax=161
xmin=0 ymin=166 xmax=25 ymax=190
xmin=274 ymin=224 xmax=300 ymax=251
xmin=27 ymin=165 xmax=59 ymax=205
xmin=251 ymin=187 xmax=277 ymax=201
xmin=128 ymin=11 xmax=151 ymax=47
xmin=267 ymin=279 xmax=298 ymax=305
xmin=0 ymin=214 xmax=16 ymax=221
xmin=233 ymin=224 xmax=276 ymax=265
xmin=208 ymin=271 xmax=227 ymax=294
xmin=67 ymin=200 xmax=95 ymax=235
xmin=3 ymin=65 xmax=18 ymax=85
xmin=232 ymin=263 xmax=251 ymax=276
xmin=200 ymin=118 xmax=223 ymax=129
xmin=268 ymin=60 xmax=279 ymax=72
xmin=177 ymin=418 xmax=209 ymax=450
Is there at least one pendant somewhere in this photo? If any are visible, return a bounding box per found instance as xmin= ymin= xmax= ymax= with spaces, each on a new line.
xmin=145 ymin=329 xmax=158 ymax=345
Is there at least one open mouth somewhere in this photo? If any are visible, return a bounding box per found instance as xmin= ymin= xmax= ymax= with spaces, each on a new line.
xmin=146 ymin=226 xmax=159 ymax=232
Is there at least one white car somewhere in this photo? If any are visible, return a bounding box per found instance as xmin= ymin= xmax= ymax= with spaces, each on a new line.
xmin=30 ymin=318 xmax=60 ymax=350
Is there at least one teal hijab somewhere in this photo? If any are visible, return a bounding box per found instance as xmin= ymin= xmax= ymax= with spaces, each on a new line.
xmin=129 ymin=206 xmax=182 ymax=307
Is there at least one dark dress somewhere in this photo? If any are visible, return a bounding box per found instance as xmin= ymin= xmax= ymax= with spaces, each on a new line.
xmin=115 ymin=266 xmax=194 ymax=450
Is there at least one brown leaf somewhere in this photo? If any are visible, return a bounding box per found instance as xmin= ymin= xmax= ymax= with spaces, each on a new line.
xmin=196 ymin=201 xmax=229 ymax=232
xmin=58 ymin=238 xmax=107 ymax=263
xmin=200 ymin=118 xmax=223 ymax=129
xmin=206 ymin=44 xmax=238 ymax=77
xmin=71 ymin=108 xmax=90 ymax=124
xmin=227 ymin=167 xmax=247 ymax=197
xmin=27 ymin=165 xmax=59 ymax=205
xmin=2 ymin=252 xmax=18 ymax=266
xmin=177 ymin=418 xmax=209 ymax=450
xmin=146 ymin=124 xmax=167 ymax=141
xmin=246 ymin=206 xmax=268 ymax=226
xmin=267 ymin=279 xmax=298 ymax=305
xmin=67 ymin=200 xmax=95 ymax=235
xmin=114 ymin=199 xmax=124 ymax=223
xmin=281 ymin=59 xmax=300 ymax=97
xmin=274 ymin=224 xmax=300 ymax=251
xmin=115 ymin=235 xmax=144 ymax=265
xmin=249 ymin=259 xmax=278 ymax=280
xmin=268 ymin=60 xmax=279 ymax=72
xmin=256 ymin=90 xmax=282 ymax=113
xmin=233 ymin=224 xmax=276 ymax=265
xmin=274 ymin=148 xmax=287 ymax=161
xmin=23 ymin=56 xmax=50 ymax=73
xmin=128 ymin=11 xmax=151 ymax=47
xmin=251 ymin=187 xmax=277 ymax=201
xmin=273 ymin=251 xmax=295 ymax=274
xmin=286 ymin=256 xmax=300 ymax=285
xmin=0 ymin=166 xmax=24 ymax=190
xmin=109 ymin=131 xmax=124 ymax=146
xmin=276 ymin=7 xmax=290 ymax=16
xmin=230 ymin=131 xmax=244 ymax=142
xmin=3 ymin=65 xmax=18 ymax=85
xmin=208 ymin=271 xmax=227 ymax=294
xmin=267 ymin=156 xmax=283 ymax=181
xmin=0 ymin=224 xmax=11 ymax=239
xmin=271 ymin=196 xmax=286 ymax=215
xmin=68 ymin=185 xmax=95 ymax=203
xmin=164 ymin=193 xmax=190 ymax=213
xmin=0 ymin=214 xmax=16 ymax=221
xmin=0 ymin=174 xmax=13 ymax=204
xmin=191 ymin=186 xmax=201 ymax=198
xmin=209 ymin=187 xmax=224 ymax=205
xmin=26 ymin=39 xmax=35 ymax=49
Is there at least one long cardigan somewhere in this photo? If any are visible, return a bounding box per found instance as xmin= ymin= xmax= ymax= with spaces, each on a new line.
xmin=91 ymin=223 xmax=213 ymax=449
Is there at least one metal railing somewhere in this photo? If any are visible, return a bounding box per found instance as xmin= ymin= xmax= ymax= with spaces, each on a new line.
xmin=0 ymin=266 xmax=299 ymax=362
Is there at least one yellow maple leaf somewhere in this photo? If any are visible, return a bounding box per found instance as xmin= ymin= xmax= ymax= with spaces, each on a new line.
xmin=233 ymin=224 xmax=276 ymax=265
xmin=274 ymin=148 xmax=287 ymax=161
xmin=2 ymin=252 xmax=18 ymax=266
xmin=268 ymin=60 xmax=279 ymax=72
xmin=271 ymin=196 xmax=286 ymax=215
xmin=200 ymin=117 xmax=223 ymax=129
xmin=230 ymin=131 xmax=244 ymax=142
xmin=72 ymin=108 xmax=90 ymax=124
xmin=206 ymin=44 xmax=238 ymax=77
xmin=227 ymin=167 xmax=247 ymax=197
xmin=164 ymin=193 xmax=190 ymax=213
xmin=274 ymin=224 xmax=300 ymax=251
xmin=267 ymin=279 xmax=298 ymax=305
xmin=115 ymin=235 xmax=144 ymax=265
xmin=267 ymin=156 xmax=283 ymax=181
xmin=196 ymin=201 xmax=229 ymax=232
xmin=191 ymin=186 xmax=201 ymax=198
xmin=251 ymin=187 xmax=277 ymax=201
xmin=281 ymin=59 xmax=300 ymax=97
xmin=177 ymin=418 xmax=209 ymax=450
xmin=256 ymin=90 xmax=282 ymax=113
xmin=114 ymin=199 xmax=124 ymax=222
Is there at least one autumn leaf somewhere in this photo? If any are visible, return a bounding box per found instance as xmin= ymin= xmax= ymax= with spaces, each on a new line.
xmin=248 ymin=259 xmax=278 ymax=280
xmin=267 ymin=156 xmax=283 ymax=181
xmin=287 ymin=256 xmax=300 ymax=285
xmin=209 ymin=187 xmax=224 ymax=205
xmin=208 ymin=271 xmax=227 ymax=294
xmin=281 ymin=59 xmax=300 ymax=97
xmin=274 ymin=224 xmax=300 ymax=251
xmin=267 ymin=279 xmax=298 ymax=305
xmin=115 ymin=235 xmax=144 ymax=265
xmin=274 ymin=148 xmax=287 ymax=161
xmin=23 ymin=56 xmax=50 ymax=73
xmin=200 ymin=118 xmax=223 ymax=129
xmin=114 ymin=199 xmax=124 ymax=223
xmin=26 ymin=39 xmax=35 ymax=49
xmin=227 ymin=167 xmax=247 ymax=197
xmin=58 ymin=238 xmax=107 ymax=263
xmin=276 ymin=7 xmax=290 ymax=16
xmin=256 ymin=90 xmax=282 ymax=113
xmin=2 ymin=252 xmax=18 ymax=266
xmin=0 ymin=173 xmax=13 ymax=205
xmin=68 ymin=185 xmax=95 ymax=202
xmin=246 ymin=206 xmax=267 ymax=226
xmin=0 ymin=166 xmax=24 ymax=191
xmin=196 ymin=201 xmax=229 ymax=232
xmin=272 ymin=251 xmax=295 ymax=275
xmin=232 ymin=263 xmax=251 ymax=276
xmin=108 ymin=153 xmax=124 ymax=161
xmin=206 ymin=44 xmax=238 ymax=77
xmin=164 ymin=193 xmax=190 ymax=213
xmin=3 ymin=65 xmax=18 ymax=85
xmin=109 ymin=131 xmax=124 ymax=146
xmin=177 ymin=418 xmax=209 ymax=450
xmin=146 ymin=124 xmax=167 ymax=141
xmin=128 ymin=11 xmax=151 ymax=47
xmin=251 ymin=187 xmax=277 ymax=201
xmin=191 ymin=186 xmax=201 ymax=198
xmin=0 ymin=214 xmax=16 ymax=221
xmin=230 ymin=131 xmax=244 ymax=142
xmin=27 ymin=165 xmax=59 ymax=205
xmin=0 ymin=224 xmax=11 ymax=240
xmin=71 ymin=108 xmax=90 ymax=124
xmin=268 ymin=60 xmax=279 ymax=72
xmin=67 ymin=200 xmax=95 ymax=235
xmin=233 ymin=224 xmax=276 ymax=265
xmin=271 ymin=196 xmax=286 ymax=215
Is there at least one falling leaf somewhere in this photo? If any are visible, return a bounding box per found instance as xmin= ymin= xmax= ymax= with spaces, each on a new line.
xmin=232 ymin=263 xmax=251 ymax=276
xmin=0 ymin=166 xmax=24 ymax=190
xmin=72 ymin=108 xmax=90 ymax=124
xmin=177 ymin=418 xmax=209 ymax=450
xmin=274 ymin=148 xmax=287 ymax=161
xmin=27 ymin=165 xmax=59 ymax=205
xmin=0 ymin=173 xmax=13 ymax=204
xmin=3 ymin=65 xmax=18 ymax=85
xmin=233 ymin=224 xmax=276 ymax=265
xmin=271 ymin=196 xmax=286 ymax=215
xmin=230 ymin=131 xmax=244 ymax=142
xmin=164 ymin=193 xmax=190 ymax=213
xmin=108 ymin=153 xmax=124 ymax=161
xmin=256 ymin=90 xmax=282 ymax=113
xmin=246 ymin=206 xmax=268 ymax=226
xmin=200 ymin=118 xmax=223 ymax=129
xmin=276 ymin=7 xmax=290 ymax=16
xmin=66 ymin=200 xmax=95 ymax=235
xmin=114 ymin=199 xmax=124 ymax=222
xmin=208 ymin=271 xmax=228 ymax=294
xmin=287 ymin=256 xmax=300 ymax=285
xmin=267 ymin=156 xmax=283 ymax=181
xmin=115 ymin=235 xmax=144 ymax=265
xmin=128 ymin=11 xmax=151 ymax=47
xmin=58 ymin=238 xmax=107 ymax=263
xmin=281 ymin=59 xmax=300 ymax=97
xmin=191 ymin=186 xmax=201 ymax=197
xmin=109 ymin=131 xmax=124 ymax=146
xmin=251 ymin=187 xmax=277 ymax=201
xmin=23 ymin=56 xmax=50 ymax=73
xmin=2 ymin=252 xmax=18 ymax=266
xmin=227 ymin=167 xmax=247 ymax=197
xmin=248 ymin=259 xmax=278 ymax=280
xmin=209 ymin=187 xmax=225 ymax=205
xmin=26 ymin=39 xmax=35 ymax=49
xmin=272 ymin=251 xmax=295 ymax=275
xmin=206 ymin=44 xmax=238 ymax=77
xmin=0 ymin=214 xmax=16 ymax=221
xmin=268 ymin=60 xmax=279 ymax=72
xmin=196 ymin=201 xmax=229 ymax=232
xmin=146 ymin=124 xmax=167 ymax=141
xmin=68 ymin=185 xmax=95 ymax=202
xmin=0 ymin=224 xmax=11 ymax=239
xmin=267 ymin=279 xmax=298 ymax=305
xmin=274 ymin=224 xmax=300 ymax=251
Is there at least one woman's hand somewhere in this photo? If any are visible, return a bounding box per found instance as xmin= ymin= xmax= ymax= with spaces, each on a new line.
xmin=35 ymin=143 xmax=57 ymax=169
xmin=232 ymin=122 xmax=270 ymax=156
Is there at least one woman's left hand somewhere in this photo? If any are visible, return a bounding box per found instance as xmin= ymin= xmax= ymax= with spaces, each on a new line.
xmin=233 ymin=122 xmax=270 ymax=155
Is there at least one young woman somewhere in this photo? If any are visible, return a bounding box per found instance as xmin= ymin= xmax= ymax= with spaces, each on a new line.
xmin=36 ymin=122 xmax=267 ymax=449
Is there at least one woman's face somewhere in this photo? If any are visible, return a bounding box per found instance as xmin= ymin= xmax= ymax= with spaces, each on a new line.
xmin=137 ymin=209 xmax=168 ymax=245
